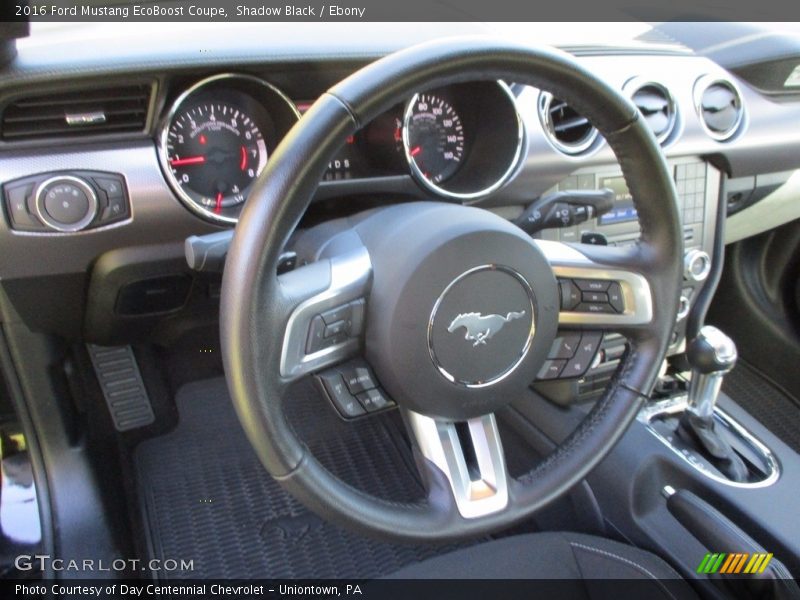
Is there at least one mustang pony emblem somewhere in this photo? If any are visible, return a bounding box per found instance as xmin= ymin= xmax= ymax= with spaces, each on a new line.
xmin=447 ymin=311 xmax=527 ymax=347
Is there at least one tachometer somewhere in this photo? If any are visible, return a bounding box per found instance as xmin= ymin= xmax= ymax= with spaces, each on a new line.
xmin=403 ymin=94 xmax=465 ymax=185
xmin=158 ymin=74 xmax=299 ymax=224
xmin=165 ymin=102 xmax=268 ymax=216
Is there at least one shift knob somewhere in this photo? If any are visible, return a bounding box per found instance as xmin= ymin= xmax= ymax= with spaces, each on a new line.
xmin=686 ymin=326 xmax=737 ymax=419
xmin=687 ymin=325 xmax=737 ymax=374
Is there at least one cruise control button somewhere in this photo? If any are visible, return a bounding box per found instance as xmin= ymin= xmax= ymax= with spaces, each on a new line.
xmin=607 ymin=282 xmax=625 ymax=313
xmin=575 ymin=302 xmax=615 ymax=314
xmin=305 ymin=315 xmax=326 ymax=354
xmin=356 ymin=388 xmax=394 ymax=412
xmin=563 ymin=332 xmax=602 ymax=378
xmin=548 ymin=333 xmax=581 ymax=359
xmin=338 ymin=363 xmax=377 ymax=394
xmin=321 ymin=303 xmax=352 ymax=325
xmin=323 ymin=319 xmax=348 ymax=338
xmin=537 ymin=359 xmax=566 ymax=380
xmin=318 ymin=371 xmax=365 ymax=418
xmin=559 ymin=279 xmax=581 ymax=311
xmin=574 ymin=279 xmax=611 ymax=292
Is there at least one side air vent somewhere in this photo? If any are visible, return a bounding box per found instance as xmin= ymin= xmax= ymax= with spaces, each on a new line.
xmin=627 ymin=80 xmax=677 ymax=144
xmin=1 ymin=83 xmax=154 ymax=142
xmin=538 ymin=92 xmax=599 ymax=155
xmin=694 ymin=76 xmax=745 ymax=142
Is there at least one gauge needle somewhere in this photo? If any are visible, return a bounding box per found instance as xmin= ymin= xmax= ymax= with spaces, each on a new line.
xmin=170 ymin=156 xmax=206 ymax=166
xmin=409 ymin=146 xmax=422 ymax=157
xmin=214 ymin=192 xmax=223 ymax=214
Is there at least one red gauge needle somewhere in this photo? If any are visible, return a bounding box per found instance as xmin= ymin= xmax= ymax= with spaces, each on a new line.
xmin=214 ymin=192 xmax=223 ymax=214
xmin=409 ymin=146 xmax=422 ymax=157
xmin=170 ymin=156 xmax=206 ymax=166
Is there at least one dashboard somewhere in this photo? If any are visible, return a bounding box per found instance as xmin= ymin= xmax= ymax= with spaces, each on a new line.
xmin=1 ymin=24 xmax=800 ymax=353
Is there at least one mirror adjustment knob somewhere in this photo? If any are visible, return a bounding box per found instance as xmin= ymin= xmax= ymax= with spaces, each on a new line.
xmin=34 ymin=175 xmax=99 ymax=232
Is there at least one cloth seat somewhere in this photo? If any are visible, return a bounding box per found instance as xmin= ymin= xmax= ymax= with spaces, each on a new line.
xmin=387 ymin=531 xmax=698 ymax=599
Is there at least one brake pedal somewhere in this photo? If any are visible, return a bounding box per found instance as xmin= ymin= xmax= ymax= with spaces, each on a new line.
xmin=87 ymin=345 xmax=155 ymax=432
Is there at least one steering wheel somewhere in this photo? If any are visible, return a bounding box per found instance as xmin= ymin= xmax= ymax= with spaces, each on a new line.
xmin=220 ymin=38 xmax=682 ymax=542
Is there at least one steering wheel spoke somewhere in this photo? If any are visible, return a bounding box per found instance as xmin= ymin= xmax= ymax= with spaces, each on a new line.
xmin=279 ymin=243 xmax=372 ymax=381
xmin=536 ymin=240 xmax=654 ymax=333
xmin=405 ymin=410 xmax=509 ymax=519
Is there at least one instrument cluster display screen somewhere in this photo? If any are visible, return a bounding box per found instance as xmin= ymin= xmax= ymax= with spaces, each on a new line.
xmin=598 ymin=176 xmax=638 ymax=225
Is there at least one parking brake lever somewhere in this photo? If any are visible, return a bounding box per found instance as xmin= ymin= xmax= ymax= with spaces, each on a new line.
xmin=514 ymin=188 xmax=615 ymax=236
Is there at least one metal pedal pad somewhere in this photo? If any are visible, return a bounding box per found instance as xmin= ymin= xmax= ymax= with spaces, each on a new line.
xmin=86 ymin=344 xmax=155 ymax=432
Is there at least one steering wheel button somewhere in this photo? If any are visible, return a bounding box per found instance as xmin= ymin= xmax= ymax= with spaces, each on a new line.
xmin=582 ymin=291 xmax=608 ymax=303
xmin=339 ymin=363 xmax=378 ymax=395
xmin=321 ymin=304 xmax=352 ymax=325
xmin=537 ymin=359 xmax=566 ymax=380
xmin=559 ymin=279 xmax=581 ymax=310
xmin=356 ymin=388 xmax=394 ymax=413
xmin=317 ymin=372 xmax=365 ymax=418
xmin=548 ymin=333 xmax=581 ymax=359
xmin=575 ymin=302 xmax=615 ymax=314
xmin=305 ymin=315 xmax=327 ymax=354
xmin=562 ymin=332 xmax=602 ymax=378
xmin=574 ymin=279 xmax=611 ymax=292
xmin=607 ymin=282 xmax=625 ymax=313
xmin=323 ymin=319 xmax=348 ymax=338
xmin=348 ymin=299 xmax=365 ymax=335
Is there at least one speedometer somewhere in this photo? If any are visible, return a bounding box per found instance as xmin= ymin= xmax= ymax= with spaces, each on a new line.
xmin=165 ymin=102 xmax=268 ymax=215
xmin=403 ymin=94 xmax=465 ymax=185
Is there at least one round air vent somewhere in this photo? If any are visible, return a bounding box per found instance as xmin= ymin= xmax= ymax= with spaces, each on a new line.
xmin=694 ymin=75 xmax=745 ymax=141
xmin=538 ymin=92 xmax=599 ymax=155
xmin=625 ymin=79 xmax=677 ymax=144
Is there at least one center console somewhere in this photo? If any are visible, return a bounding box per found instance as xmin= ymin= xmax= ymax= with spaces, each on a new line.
xmin=521 ymin=162 xmax=799 ymax=587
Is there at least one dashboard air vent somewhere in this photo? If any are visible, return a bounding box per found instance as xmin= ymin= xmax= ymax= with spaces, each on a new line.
xmin=629 ymin=82 xmax=676 ymax=144
xmin=695 ymin=77 xmax=744 ymax=141
xmin=538 ymin=92 xmax=598 ymax=155
xmin=1 ymin=83 xmax=153 ymax=142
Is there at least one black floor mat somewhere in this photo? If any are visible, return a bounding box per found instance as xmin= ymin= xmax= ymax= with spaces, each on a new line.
xmin=134 ymin=377 xmax=470 ymax=580
xmin=724 ymin=360 xmax=800 ymax=454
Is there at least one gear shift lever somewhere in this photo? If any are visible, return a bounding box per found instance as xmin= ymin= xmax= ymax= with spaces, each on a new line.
xmin=686 ymin=325 xmax=737 ymax=419
xmin=677 ymin=326 xmax=749 ymax=482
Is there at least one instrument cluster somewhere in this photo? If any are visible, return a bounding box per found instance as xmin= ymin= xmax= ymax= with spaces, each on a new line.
xmin=158 ymin=76 xmax=525 ymax=224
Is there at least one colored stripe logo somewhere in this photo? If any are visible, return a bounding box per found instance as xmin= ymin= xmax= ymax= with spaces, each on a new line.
xmin=697 ymin=552 xmax=773 ymax=574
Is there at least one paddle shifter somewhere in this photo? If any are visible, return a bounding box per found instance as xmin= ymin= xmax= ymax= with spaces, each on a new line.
xmin=677 ymin=326 xmax=748 ymax=482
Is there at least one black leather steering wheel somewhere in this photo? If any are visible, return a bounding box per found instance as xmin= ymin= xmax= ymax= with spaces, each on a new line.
xmin=220 ymin=37 xmax=683 ymax=542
